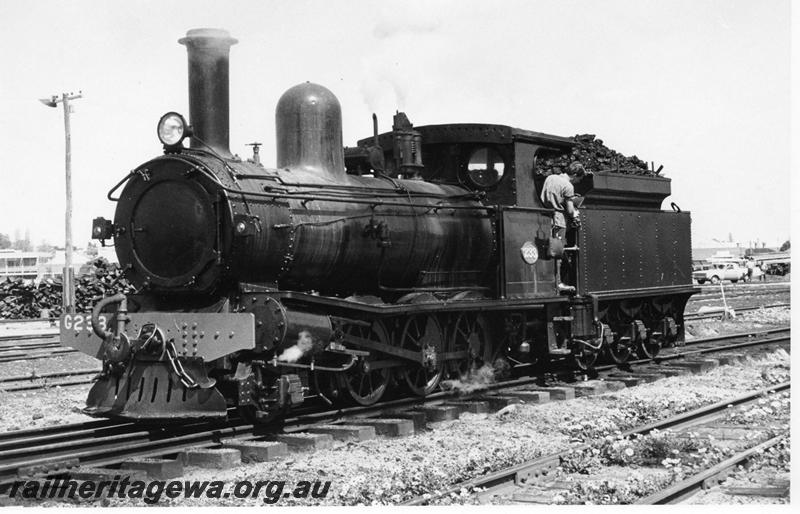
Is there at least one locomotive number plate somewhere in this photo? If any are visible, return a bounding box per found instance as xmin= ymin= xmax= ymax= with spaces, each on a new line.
xmin=60 ymin=313 xmax=112 ymax=359
xmin=60 ymin=313 xmax=109 ymax=334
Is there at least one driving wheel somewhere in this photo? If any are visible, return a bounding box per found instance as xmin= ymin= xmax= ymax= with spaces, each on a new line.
xmin=447 ymin=313 xmax=491 ymax=378
xmin=399 ymin=315 xmax=445 ymax=396
xmin=342 ymin=322 xmax=392 ymax=405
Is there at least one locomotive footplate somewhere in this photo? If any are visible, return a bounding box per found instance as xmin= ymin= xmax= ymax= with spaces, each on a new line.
xmin=60 ymin=312 xmax=256 ymax=361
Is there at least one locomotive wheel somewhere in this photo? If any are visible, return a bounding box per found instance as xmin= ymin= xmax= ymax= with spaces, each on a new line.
xmin=637 ymin=335 xmax=662 ymax=359
xmin=447 ymin=313 xmax=490 ymax=377
xmin=572 ymin=339 xmax=600 ymax=371
xmin=342 ymin=322 xmax=391 ymax=406
xmin=605 ymin=344 xmax=631 ymax=365
xmin=605 ymin=333 xmax=632 ymax=364
xmin=399 ymin=315 xmax=445 ymax=396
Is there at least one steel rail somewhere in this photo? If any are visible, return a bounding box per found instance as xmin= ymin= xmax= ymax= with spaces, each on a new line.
xmin=0 ymin=368 xmax=100 ymax=384
xmin=0 ymin=332 xmax=58 ymax=343
xmin=0 ymin=348 xmax=77 ymax=364
xmin=0 ymin=369 xmax=99 ymax=392
xmin=635 ymin=434 xmax=787 ymax=504
xmin=401 ymin=381 xmax=790 ymax=506
xmin=657 ymin=332 xmax=789 ymax=362
xmin=0 ymin=342 xmax=62 ymax=352
xmin=696 ymin=282 xmax=789 ymax=290
xmin=684 ymin=303 xmax=791 ymax=321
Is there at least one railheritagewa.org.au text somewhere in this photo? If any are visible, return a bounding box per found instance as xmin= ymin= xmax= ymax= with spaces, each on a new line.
xmin=9 ymin=476 xmax=331 ymax=504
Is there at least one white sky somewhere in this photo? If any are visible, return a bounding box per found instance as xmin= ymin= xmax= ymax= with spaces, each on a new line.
xmin=0 ymin=0 xmax=792 ymax=248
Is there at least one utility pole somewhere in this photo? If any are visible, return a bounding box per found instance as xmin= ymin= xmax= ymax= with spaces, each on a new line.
xmin=40 ymin=91 xmax=82 ymax=314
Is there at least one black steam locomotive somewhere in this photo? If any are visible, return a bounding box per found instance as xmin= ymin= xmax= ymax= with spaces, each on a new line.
xmin=60 ymin=29 xmax=697 ymax=421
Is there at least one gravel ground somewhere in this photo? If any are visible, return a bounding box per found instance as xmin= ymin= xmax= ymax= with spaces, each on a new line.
xmin=72 ymin=347 xmax=789 ymax=507
xmin=0 ymin=382 xmax=92 ymax=430
xmin=0 ymin=352 xmax=100 ymax=431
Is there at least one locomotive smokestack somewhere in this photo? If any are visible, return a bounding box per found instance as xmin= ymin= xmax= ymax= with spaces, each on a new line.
xmin=179 ymin=28 xmax=238 ymax=158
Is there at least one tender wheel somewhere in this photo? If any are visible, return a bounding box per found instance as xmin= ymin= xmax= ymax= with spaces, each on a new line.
xmin=605 ymin=333 xmax=632 ymax=365
xmin=572 ymin=338 xmax=600 ymax=370
xmin=447 ymin=313 xmax=491 ymax=378
xmin=710 ymin=275 xmax=720 ymax=284
xmin=637 ymin=334 xmax=661 ymax=359
xmin=342 ymin=322 xmax=391 ymax=406
xmin=399 ymin=315 xmax=445 ymax=396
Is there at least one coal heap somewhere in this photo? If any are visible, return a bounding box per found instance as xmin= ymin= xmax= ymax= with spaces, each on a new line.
xmin=537 ymin=134 xmax=655 ymax=176
xmin=0 ymin=258 xmax=134 ymax=319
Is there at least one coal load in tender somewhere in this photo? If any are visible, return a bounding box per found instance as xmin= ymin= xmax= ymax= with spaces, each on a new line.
xmin=0 ymin=258 xmax=134 ymax=319
xmin=537 ymin=134 xmax=656 ymax=177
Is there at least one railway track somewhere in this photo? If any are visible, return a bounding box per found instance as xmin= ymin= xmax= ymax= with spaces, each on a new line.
xmin=0 ymin=374 xmax=583 ymax=486
xmin=684 ymin=303 xmax=790 ymax=321
xmin=635 ymin=434 xmax=788 ymax=504
xmin=0 ymin=368 xmax=100 ymax=392
xmin=403 ymin=381 xmax=790 ymax=505
xmin=690 ymin=285 xmax=790 ymax=302
xmin=0 ymin=326 xmax=789 ymax=489
xmin=0 ymin=332 xmax=58 ymax=343
xmin=0 ymin=346 xmax=76 ymax=364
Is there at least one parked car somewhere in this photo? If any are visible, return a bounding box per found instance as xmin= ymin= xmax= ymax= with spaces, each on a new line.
xmin=693 ymin=262 xmax=746 ymax=284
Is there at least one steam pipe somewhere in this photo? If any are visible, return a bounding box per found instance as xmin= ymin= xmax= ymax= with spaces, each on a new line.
xmin=179 ymin=28 xmax=238 ymax=158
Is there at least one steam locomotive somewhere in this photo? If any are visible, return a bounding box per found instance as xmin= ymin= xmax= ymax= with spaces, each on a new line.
xmin=60 ymin=28 xmax=697 ymax=421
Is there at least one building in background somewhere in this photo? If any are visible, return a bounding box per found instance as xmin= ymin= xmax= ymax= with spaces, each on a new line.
xmin=0 ymin=249 xmax=53 ymax=280
xmin=691 ymin=240 xmax=745 ymax=262
xmin=0 ymin=246 xmax=118 ymax=281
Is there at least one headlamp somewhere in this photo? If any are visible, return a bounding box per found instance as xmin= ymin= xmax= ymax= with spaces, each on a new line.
xmin=157 ymin=112 xmax=189 ymax=146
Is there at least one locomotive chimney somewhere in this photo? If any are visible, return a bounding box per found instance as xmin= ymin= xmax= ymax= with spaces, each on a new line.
xmin=179 ymin=28 xmax=238 ymax=158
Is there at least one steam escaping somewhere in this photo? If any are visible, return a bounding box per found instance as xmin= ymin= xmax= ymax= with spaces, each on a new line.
xmin=360 ymin=65 xmax=411 ymax=113
xmin=276 ymin=330 xmax=315 ymax=363
xmin=440 ymin=364 xmax=496 ymax=395
xmin=360 ymin=12 xmax=442 ymax=113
